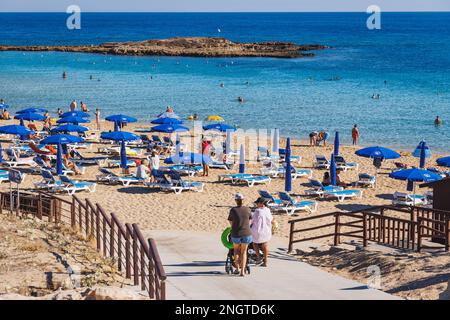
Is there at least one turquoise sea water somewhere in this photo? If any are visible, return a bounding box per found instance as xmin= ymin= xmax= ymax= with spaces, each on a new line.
xmin=0 ymin=13 xmax=449 ymax=151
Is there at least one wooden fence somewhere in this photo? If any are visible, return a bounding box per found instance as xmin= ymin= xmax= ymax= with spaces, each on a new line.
xmin=0 ymin=191 xmax=167 ymax=300
xmin=288 ymin=205 xmax=450 ymax=253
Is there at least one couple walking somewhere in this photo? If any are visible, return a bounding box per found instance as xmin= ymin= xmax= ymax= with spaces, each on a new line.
xmin=227 ymin=193 xmax=275 ymax=277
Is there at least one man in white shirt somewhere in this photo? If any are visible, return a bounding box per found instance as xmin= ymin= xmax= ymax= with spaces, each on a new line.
xmin=251 ymin=197 xmax=274 ymax=267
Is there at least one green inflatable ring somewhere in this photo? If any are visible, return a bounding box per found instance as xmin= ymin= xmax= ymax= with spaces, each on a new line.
xmin=221 ymin=227 xmax=234 ymax=250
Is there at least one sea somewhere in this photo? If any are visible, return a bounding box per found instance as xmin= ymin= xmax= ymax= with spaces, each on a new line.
xmin=0 ymin=12 xmax=449 ymax=151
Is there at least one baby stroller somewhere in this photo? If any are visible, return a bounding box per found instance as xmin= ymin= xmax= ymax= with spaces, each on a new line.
xmin=222 ymin=228 xmax=262 ymax=275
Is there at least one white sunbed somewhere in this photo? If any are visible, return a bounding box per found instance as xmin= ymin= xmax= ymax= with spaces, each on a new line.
xmin=218 ymin=173 xmax=254 ymax=184
xmin=324 ymin=189 xmax=363 ymax=202
xmin=392 ymin=192 xmax=427 ymax=206
xmin=56 ymin=175 xmax=97 ymax=195
xmin=278 ymin=192 xmax=318 ymax=216
xmin=304 ymin=179 xmax=343 ymax=197
xmin=356 ymin=174 xmax=376 ymax=188
xmin=236 ymin=175 xmax=271 ymax=187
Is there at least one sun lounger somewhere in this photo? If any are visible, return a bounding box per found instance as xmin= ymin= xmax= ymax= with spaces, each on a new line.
xmin=356 ymin=173 xmax=376 ymax=188
xmin=56 ymin=175 xmax=97 ymax=195
xmin=70 ymin=150 xmax=108 ymax=165
xmin=313 ymin=155 xmax=330 ymax=169
xmin=334 ymin=156 xmax=359 ymax=171
xmin=0 ymin=171 xmax=9 ymax=183
xmin=427 ymin=167 xmax=449 ymax=178
xmin=218 ymin=173 xmax=254 ymax=183
xmin=324 ymin=189 xmax=363 ymax=202
xmin=144 ymin=170 xmax=174 ymax=190
xmin=392 ymin=192 xmax=427 ymax=206
xmin=34 ymin=170 xmax=61 ymax=190
xmin=304 ymin=179 xmax=343 ymax=197
xmin=258 ymin=190 xmax=283 ymax=208
xmin=278 ymin=192 xmax=318 ymax=215
xmin=104 ymin=159 xmax=137 ymax=168
xmin=236 ymin=175 xmax=271 ymax=187
xmin=33 ymin=156 xmax=75 ymax=176
xmin=163 ymin=164 xmax=203 ymax=177
xmin=4 ymin=149 xmax=38 ymax=168
xmin=165 ymin=171 xmax=204 ymax=194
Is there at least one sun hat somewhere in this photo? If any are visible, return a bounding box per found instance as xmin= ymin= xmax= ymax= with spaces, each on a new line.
xmin=235 ymin=193 xmax=245 ymax=200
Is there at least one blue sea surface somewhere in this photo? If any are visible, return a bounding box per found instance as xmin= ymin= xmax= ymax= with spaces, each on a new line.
xmin=0 ymin=13 xmax=449 ymax=151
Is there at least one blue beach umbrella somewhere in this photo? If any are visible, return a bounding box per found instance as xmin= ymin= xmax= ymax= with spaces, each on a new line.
xmin=41 ymin=134 xmax=84 ymax=175
xmin=203 ymin=123 xmax=237 ymax=133
xmin=239 ymin=144 xmax=245 ymax=174
xmin=51 ymin=124 xmax=88 ymax=134
xmin=330 ymin=153 xmax=337 ymax=186
xmin=61 ymin=111 xmax=91 ymax=118
xmin=0 ymin=125 xmax=34 ymax=136
xmin=164 ymin=152 xmax=212 ymax=165
xmin=14 ymin=112 xmax=46 ymax=122
xmin=57 ymin=116 xmax=90 ymax=125
xmin=16 ymin=107 xmax=47 ymax=114
xmin=412 ymin=141 xmax=431 ymax=159
xmin=334 ymin=131 xmax=340 ymax=156
xmin=100 ymin=131 xmax=140 ymax=170
xmin=272 ymin=128 xmax=279 ymax=155
xmin=419 ymin=142 xmax=426 ymax=169
xmin=151 ymin=117 xmax=183 ymax=125
xmin=355 ymin=146 xmax=401 ymax=160
xmin=151 ymin=124 xmax=189 ymax=133
xmin=105 ymin=114 xmax=138 ymax=132
xmin=285 ymin=138 xmax=292 ymax=192
xmin=0 ymin=143 xmax=2 ymax=163
xmin=437 ymin=156 xmax=450 ymax=167
xmin=390 ymin=168 xmax=442 ymax=193
xmin=0 ymin=104 xmax=10 ymax=109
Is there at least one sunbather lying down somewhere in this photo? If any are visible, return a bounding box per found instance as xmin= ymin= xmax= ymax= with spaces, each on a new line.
xmin=29 ymin=141 xmax=56 ymax=155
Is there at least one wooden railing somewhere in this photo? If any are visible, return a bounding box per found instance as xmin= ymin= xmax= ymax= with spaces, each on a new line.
xmin=288 ymin=205 xmax=450 ymax=253
xmin=0 ymin=191 xmax=167 ymax=300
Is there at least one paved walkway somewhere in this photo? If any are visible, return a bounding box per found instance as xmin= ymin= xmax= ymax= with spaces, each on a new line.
xmin=147 ymin=230 xmax=401 ymax=300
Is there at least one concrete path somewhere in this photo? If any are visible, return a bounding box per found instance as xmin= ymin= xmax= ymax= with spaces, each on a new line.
xmin=146 ymin=230 xmax=400 ymax=300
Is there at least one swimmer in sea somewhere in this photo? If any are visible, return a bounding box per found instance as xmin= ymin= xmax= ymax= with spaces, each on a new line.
xmin=435 ymin=116 xmax=442 ymax=126
xmin=238 ymin=97 xmax=244 ymax=103
xmin=63 ymin=71 xmax=67 ymax=79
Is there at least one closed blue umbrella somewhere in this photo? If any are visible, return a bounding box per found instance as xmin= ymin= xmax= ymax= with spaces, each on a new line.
xmin=16 ymin=107 xmax=47 ymax=114
xmin=51 ymin=124 xmax=88 ymax=134
xmin=151 ymin=124 xmax=189 ymax=133
xmin=61 ymin=111 xmax=91 ymax=118
xmin=0 ymin=143 xmax=2 ymax=163
xmin=151 ymin=117 xmax=183 ymax=125
xmin=57 ymin=116 xmax=90 ymax=125
xmin=334 ymin=131 xmax=340 ymax=156
xmin=100 ymin=131 xmax=140 ymax=170
xmin=412 ymin=141 xmax=431 ymax=159
xmin=285 ymin=138 xmax=292 ymax=192
xmin=330 ymin=153 xmax=337 ymax=186
xmin=419 ymin=142 xmax=427 ymax=169
xmin=41 ymin=134 xmax=84 ymax=175
xmin=239 ymin=144 xmax=245 ymax=174
xmin=203 ymin=123 xmax=237 ymax=132
xmin=355 ymin=146 xmax=401 ymax=160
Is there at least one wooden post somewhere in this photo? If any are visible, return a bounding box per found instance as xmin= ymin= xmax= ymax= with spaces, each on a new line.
xmin=132 ymin=226 xmax=139 ymax=286
xmin=417 ymin=217 xmax=423 ymax=252
xmin=334 ymin=213 xmax=341 ymax=246
xmin=37 ymin=193 xmax=43 ymax=220
xmin=288 ymin=222 xmax=294 ymax=253
xmin=140 ymin=243 xmax=146 ymax=291
xmin=103 ymin=215 xmax=107 ymax=256
xmin=110 ymin=219 xmax=115 ymax=259
xmin=125 ymin=223 xmax=131 ymax=279
xmin=96 ymin=207 xmax=100 ymax=252
xmin=363 ymin=213 xmax=368 ymax=247
xmin=445 ymin=218 xmax=449 ymax=252
xmin=85 ymin=199 xmax=90 ymax=237
xmin=147 ymin=239 xmax=155 ymax=299
xmin=71 ymin=197 xmax=76 ymax=228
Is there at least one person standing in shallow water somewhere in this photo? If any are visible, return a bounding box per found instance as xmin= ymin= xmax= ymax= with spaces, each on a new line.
xmin=70 ymin=100 xmax=77 ymax=111
xmin=435 ymin=116 xmax=442 ymax=126
xmin=352 ymin=124 xmax=360 ymax=145
xmin=95 ymin=109 xmax=101 ymax=130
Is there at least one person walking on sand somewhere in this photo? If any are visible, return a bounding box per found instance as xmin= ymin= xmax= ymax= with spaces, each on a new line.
xmin=201 ymin=137 xmax=211 ymax=177
xmin=228 ymin=193 xmax=252 ymax=277
xmin=70 ymin=100 xmax=77 ymax=111
xmin=95 ymin=108 xmax=101 ymax=130
xmin=251 ymin=198 xmax=274 ymax=267
xmin=352 ymin=124 xmax=359 ymax=145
